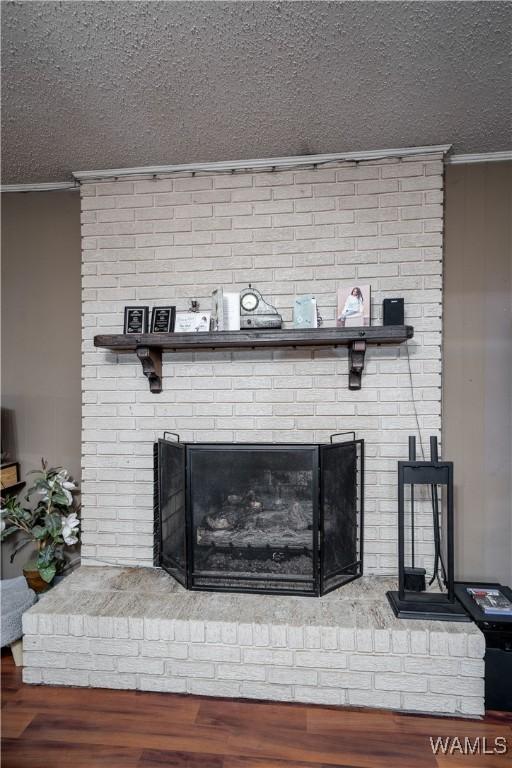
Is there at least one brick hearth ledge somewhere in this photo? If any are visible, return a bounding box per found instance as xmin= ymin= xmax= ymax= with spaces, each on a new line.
xmin=22 ymin=567 xmax=485 ymax=717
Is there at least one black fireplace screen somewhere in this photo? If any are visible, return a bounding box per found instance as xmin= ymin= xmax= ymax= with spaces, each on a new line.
xmin=155 ymin=437 xmax=364 ymax=596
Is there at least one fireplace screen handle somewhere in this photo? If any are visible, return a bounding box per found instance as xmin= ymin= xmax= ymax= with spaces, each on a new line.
xmin=329 ymin=432 xmax=356 ymax=444
xmin=163 ymin=431 xmax=181 ymax=443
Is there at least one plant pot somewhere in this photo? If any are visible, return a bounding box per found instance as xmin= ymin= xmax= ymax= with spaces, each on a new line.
xmin=23 ymin=566 xmax=51 ymax=593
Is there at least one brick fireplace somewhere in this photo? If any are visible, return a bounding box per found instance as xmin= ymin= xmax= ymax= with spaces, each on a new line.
xmin=23 ymin=148 xmax=485 ymax=717
xmin=80 ymin=151 xmax=444 ymax=575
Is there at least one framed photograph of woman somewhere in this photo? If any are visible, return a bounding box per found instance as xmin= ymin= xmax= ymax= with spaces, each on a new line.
xmin=337 ymin=285 xmax=371 ymax=327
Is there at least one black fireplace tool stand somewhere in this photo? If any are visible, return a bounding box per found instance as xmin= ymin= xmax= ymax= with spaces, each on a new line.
xmin=387 ymin=436 xmax=469 ymax=622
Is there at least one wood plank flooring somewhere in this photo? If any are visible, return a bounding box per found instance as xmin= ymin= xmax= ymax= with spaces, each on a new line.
xmin=2 ymin=649 xmax=511 ymax=767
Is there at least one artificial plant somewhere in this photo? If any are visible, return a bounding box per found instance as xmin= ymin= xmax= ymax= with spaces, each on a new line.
xmin=1 ymin=460 xmax=79 ymax=583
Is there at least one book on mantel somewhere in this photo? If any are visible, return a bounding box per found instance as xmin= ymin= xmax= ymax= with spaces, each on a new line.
xmin=210 ymin=289 xmax=240 ymax=331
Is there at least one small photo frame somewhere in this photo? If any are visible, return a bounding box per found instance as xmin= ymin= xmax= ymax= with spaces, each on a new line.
xmin=150 ymin=306 xmax=176 ymax=333
xmin=174 ymin=311 xmax=211 ymax=333
xmin=124 ymin=306 xmax=149 ymax=334
xmin=337 ymin=285 xmax=371 ymax=327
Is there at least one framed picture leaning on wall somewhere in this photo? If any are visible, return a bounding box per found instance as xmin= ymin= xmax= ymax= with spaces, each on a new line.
xmin=150 ymin=306 xmax=176 ymax=333
xmin=336 ymin=285 xmax=371 ymax=327
xmin=174 ymin=311 xmax=211 ymax=333
xmin=124 ymin=306 xmax=149 ymax=334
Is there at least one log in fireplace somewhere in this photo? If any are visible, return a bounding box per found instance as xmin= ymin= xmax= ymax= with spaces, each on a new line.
xmin=154 ymin=435 xmax=364 ymax=596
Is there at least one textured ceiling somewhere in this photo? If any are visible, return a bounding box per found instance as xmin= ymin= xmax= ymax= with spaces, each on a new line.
xmin=2 ymin=1 xmax=511 ymax=184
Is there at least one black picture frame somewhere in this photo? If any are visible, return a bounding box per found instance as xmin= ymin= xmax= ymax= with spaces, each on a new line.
xmin=150 ymin=306 xmax=176 ymax=333
xmin=124 ymin=306 xmax=149 ymax=334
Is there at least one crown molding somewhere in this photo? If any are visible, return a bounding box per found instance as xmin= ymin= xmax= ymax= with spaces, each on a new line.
xmin=446 ymin=150 xmax=512 ymax=165
xmin=0 ymin=181 xmax=78 ymax=193
xmin=72 ymin=145 xmax=452 ymax=182
xmin=8 ymin=146 xmax=511 ymax=190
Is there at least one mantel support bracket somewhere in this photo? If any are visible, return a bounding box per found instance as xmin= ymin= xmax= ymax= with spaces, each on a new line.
xmin=136 ymin=346 xmax=162 ymax=393
xmin=349 ymin=340 xmax=367 ymax=390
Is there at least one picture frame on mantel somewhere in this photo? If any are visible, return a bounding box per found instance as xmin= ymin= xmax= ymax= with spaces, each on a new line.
xmin=150 ymin=306 xmax=176 ymax=333
xmin=124 ymin=306 xmax=149 ymax=334
xmin=174 ymin=311 xmax=211 ymax=333
xmin=337 ymin=285 xmax=371 ymax=328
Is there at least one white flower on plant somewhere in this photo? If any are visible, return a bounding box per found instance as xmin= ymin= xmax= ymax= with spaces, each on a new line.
xmin=56 ymin=470 xmax=77 ymax=503
xmin=61 ymin=512 xmax=80 ymax=545
xmin=0 ymin=519 xmax=5 ymax=533
xmin=61 ymin=487 xmax=73 ymax=505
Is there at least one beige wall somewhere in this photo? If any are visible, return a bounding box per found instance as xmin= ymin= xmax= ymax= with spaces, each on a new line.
xmin=444 ymin=162 xmax=512 ymax=585
xmin=1 ymin=191 xmax=81 ymax=577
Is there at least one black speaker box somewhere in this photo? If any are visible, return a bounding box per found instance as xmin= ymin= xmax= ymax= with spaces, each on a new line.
xmin=383 ymin=298 xmax=404 ymax=326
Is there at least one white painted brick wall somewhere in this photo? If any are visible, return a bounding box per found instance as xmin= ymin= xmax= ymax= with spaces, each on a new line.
xmin=21 ymin=568 xmax=485 ymax=716
xmin=22 ymin=597 xmax=484 ymax=716
xmin=80 ymin=154 xmax=444 ymax=572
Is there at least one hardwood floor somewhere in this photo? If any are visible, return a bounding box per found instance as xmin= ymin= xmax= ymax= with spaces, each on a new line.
xmin=2 ymin=649 xmax=511 ymax=767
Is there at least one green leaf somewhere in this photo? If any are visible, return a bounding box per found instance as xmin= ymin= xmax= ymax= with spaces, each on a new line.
xmin=37 ymin=545 xmax=55 ymax=567
xmin=52 ymin=492 xmax=70 ymax=507
xmin=38 ymin=563 xmax=56 ymax=583
xmin=1 ymin=497 xmax=22 ymax=516
xmin=3 ymin=524 xmax=19 ymax=535
xmin=45 ymin=512 xmax=62 ymax=538
xmin=53 ymin=547 xmax=66 ymax=565
xmin=28 ymin=479 xmax=48 ymax=493
xmin=31 ymin=524 xmax=47 ymax=540
xmin=0 ymin=525 xmax=19 ymax=541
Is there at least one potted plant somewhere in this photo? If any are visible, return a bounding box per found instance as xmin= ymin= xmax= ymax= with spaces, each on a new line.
xmin=0 ymin=460 xmax=80 ymax=592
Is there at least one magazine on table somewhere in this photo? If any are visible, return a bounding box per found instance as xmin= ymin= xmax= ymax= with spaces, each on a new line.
xmin=466 ymin=587 xmax=512 ymax=615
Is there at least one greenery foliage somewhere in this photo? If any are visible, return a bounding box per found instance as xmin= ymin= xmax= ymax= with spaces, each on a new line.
xmin=1 ymin=460 xmax=79 ymax=583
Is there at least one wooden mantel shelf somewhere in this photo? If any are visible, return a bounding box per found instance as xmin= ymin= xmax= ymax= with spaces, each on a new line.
xmin=94 ymin=325 xmax=414 ymax=393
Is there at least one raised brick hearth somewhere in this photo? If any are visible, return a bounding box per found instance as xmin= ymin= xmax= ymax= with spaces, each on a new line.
xmin=23 ymin=567 xmax=485 ymax=716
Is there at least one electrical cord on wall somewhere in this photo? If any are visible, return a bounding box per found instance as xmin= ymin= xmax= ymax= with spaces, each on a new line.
xmin=405 ymin=340 xmax=446 ymax=591
xmin=405 ymin=340 xmax=425 ymax=461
